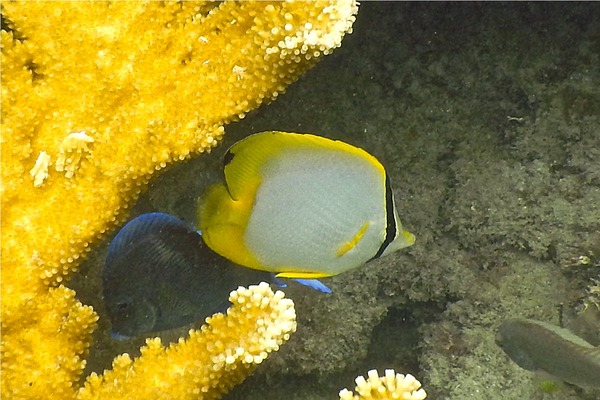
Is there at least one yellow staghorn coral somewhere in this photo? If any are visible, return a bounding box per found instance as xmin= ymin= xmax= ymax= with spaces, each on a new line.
xmin=76 ymin=283 xmax=296 ymax=400
xmin=339 ymin=369 xmax=427 ymax=400
xmin=1 ymin=1 xmax=357 ymax=399
xmin=1 ymin=0 xmax=358 ymax=301
xmin=1 ymin=286 xmax=98 ymax=399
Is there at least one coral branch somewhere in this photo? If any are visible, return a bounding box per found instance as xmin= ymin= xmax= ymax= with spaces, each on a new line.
xmin=1 ymin=286 xmax=98 ymax=399
xmin=339 ymin=369 xmax=427 ymax=400
xmin=76 ymin=283 xmax=296 ymax=400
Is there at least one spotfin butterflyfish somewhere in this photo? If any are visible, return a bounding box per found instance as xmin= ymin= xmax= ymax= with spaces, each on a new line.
xmin=197 ymin=131 xmax=415 ymax=285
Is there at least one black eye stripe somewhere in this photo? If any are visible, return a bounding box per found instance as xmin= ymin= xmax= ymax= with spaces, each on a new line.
xmin=222 ymin=148 xmax=236 ymax=199
xmin=223 ymin=148 xmax=235 ymax=168
xmin=371 ymin=173 xmax=396 ymax=260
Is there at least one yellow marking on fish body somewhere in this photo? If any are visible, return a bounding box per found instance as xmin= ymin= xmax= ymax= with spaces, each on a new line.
xmin=275 ymin=270 xmax=333 ymax=279
xmin=336 ymin=222 xmax=370 ymax=257
xmin=401 ymin=230 xmax=416 ymax=246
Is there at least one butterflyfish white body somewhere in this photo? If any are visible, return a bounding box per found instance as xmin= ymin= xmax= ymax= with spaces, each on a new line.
xmin=197 ymin=131 xmax=415 ymax=279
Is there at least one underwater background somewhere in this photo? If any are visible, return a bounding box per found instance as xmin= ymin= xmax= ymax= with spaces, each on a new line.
xmin=69 ymin=2 xmax=600 ymax=399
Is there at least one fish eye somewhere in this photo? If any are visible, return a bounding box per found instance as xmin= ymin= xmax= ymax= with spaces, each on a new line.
xmin=115 ymin=302 xmax=130 ymax=317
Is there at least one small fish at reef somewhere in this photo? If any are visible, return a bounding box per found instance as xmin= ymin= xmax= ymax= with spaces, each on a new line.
xmin=197 ymin=131 xmax=415 ymax=287
xmin=496 ymin=317 xmax=600 ymax=388
xmin=103 ymin=212 xmax=268 ymax=339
